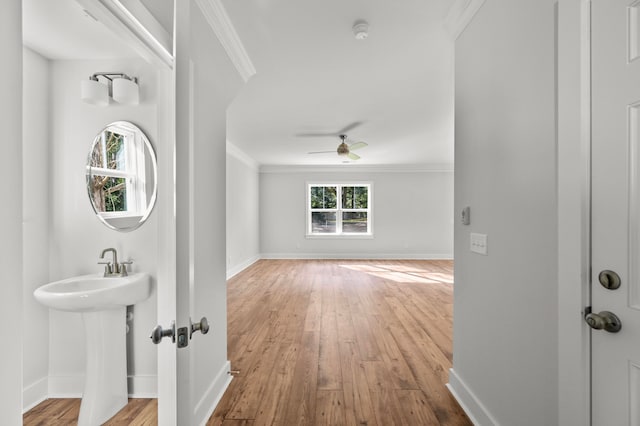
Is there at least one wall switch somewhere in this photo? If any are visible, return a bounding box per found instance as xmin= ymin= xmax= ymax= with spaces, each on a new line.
xmin=470 ymin=233 xmax=488 ymax=255
xmin=461 ymin=206 xmax=471 ymax=225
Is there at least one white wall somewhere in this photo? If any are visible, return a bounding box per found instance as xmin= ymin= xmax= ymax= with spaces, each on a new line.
xmin=1 ymin=1 xmax=23 ymax=423
xmin=259 ymin=166 xmax=453 ymax=259
xmin=46 ymin=58 xmax=159 ymax=397
xmin=449 ymin=1 xmax=559 ymax=425
xmin=22 ymin=47 xmax=51 ymax=410
xmin=226 ymin=144 xmax=260 ymax=277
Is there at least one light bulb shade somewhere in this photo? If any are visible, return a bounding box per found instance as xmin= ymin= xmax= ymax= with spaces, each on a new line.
xmin=81 ymin=79 xmax=109 ymax=106
xmin=112 ymin=77 xmax=139 ymax=105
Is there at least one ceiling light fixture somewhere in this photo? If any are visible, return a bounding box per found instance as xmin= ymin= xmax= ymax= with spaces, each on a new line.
xmin=353 ymin=20 xmax=369 ymax=40
xmin=81 ymin=72 xmax=139 ymax=106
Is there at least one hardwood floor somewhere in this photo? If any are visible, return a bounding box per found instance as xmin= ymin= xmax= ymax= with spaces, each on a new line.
xmin=210 ymin=259 xmax=469 ymax=426
xmin=23 ymin=259 xmax=469 ymax=426
xmin=23 ymin=398 xmax=156 ymax=425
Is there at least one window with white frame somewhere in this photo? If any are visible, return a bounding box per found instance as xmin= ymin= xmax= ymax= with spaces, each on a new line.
xmin=87 ymin=124 xmax=147 ymax=218
xmin=307 ymin=183 xmax=372 ymax=236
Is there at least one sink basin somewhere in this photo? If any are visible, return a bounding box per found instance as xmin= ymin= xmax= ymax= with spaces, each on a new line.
xmin=34 ymin=272 xmax=152 ymax=425
xmin=34 ymin=273 xmax=150 ymax=312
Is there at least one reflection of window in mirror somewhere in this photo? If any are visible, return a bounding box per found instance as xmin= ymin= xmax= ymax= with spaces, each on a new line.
xmin=89 ymin=124 xmax=147 ymax=217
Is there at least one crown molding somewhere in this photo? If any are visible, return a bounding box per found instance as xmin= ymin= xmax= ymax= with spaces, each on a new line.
xmin=195 ymin=0 xmax=257 ymax=82
xmin=444 ymin=0 xmax=487 ymax=40
xmin=226 ymin=141 xmax=259 ymax=171
xmin=259 ymin=164 xmax=454 ymax=174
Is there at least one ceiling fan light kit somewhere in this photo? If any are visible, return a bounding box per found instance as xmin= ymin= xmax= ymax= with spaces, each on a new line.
xmin=306 ymin=133 xmax=368 ymax=161
xmin=353 ymin=20 xmax=369 ymax=40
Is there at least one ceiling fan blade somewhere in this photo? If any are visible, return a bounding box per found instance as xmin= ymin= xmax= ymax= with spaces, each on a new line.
xmin=347 ymin=152 xmax=361 ymax=160
xmin=296 ymin=132 xmax=336 ymax=138
xmin=337 ymin=121 xmax=364 ymax=134
xmin=308 ymin=150 xmax=335 ymax=154
xmin=296 ymin=121 xmax=364 ymax=138
xmin=349 ymin=141 xmax=368 ymax=151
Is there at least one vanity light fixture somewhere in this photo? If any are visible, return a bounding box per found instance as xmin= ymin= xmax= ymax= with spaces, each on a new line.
xmin=81 ymin=72 xmax=139 ymax=106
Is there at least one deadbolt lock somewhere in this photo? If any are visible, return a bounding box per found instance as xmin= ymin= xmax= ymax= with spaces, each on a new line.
xmin=598 ymin=270 xmax=621 ymax=290
xmin=585 ymin=310 xmax=622 ymax=333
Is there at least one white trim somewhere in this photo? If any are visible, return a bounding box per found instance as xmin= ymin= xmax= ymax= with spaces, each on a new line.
xmin=444 ymin=0 xmax=487 ymax=41
xmin=557 ymin=0 xmax=592 ymax=425
xmin=75 ymin=0 xmax=173 ymax=69
xmin=226 ymin=255 xmax=260 ymax=279
xmin=22 ymin=377 xmax=48 ymax=413
xmin=195 ymin=360 xmax=233 ymax=426
xmin=227 ymin=141 xmax=259 ymax=171
xmin=46 ymin=374 xmax=157 ymax=398
xmin=306 ymin=182 xmax=373 ymax=237
xmin=47 ymin=375 xmax=84 ymax=398
xmin=305 ymin=234 xmax=374 ymax=240
xmin=447 ymin=368 xmax=499 ymax=426
xmin=260 ymin=253 xmax=453 ymax=260
xmin=127 ymin=374 xmax=158 ymax=398
xmin=194 ymin=0 xmax=257 ymax=82
xmin=260 ymin=164 xmax=454 ymax=174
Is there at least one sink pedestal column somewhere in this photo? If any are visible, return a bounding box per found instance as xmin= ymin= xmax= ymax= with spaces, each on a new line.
xmin=78 ymin=307 xmax=128 ymax=426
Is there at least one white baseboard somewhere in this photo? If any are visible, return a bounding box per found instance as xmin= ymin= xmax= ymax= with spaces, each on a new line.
xmin=48 ymin=375 xmax=84 ymax=398
xmin=23 ymin=377 xmax=48 ymax=413
xmin=195 ymin=360 xmax=233 ymax=426
xmin=447 ymin=368 xmax=498 ymax=426
xmin=127 ymin=374 xmax=158 ymax=398
xmin=48 ymin=374 xmax=157 ymax=398
xmin=226 ymin=255 xmax=260 ymax=279
xmin=261 ymin=253 xmax=453 ymax=260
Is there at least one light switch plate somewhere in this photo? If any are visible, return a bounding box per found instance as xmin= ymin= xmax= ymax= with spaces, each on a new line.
xmin=470 ymin=233 xmax=488 ymax=255
xmin=461 ymin=206 xmax=471 ymax=225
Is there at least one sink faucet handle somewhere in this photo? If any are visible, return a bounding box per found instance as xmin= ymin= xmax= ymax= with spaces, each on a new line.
xmin=119 ymin=261 xmax=133 ymax=276
xmin=98 ymin=261 xmax=113 ymax=275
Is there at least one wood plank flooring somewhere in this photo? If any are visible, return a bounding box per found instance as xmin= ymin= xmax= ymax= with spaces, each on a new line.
xmin=23 ymin=259 xmax=469 ymax=426
xmin=23 ymin=398 xmax=156 ymax=425
xmin=210 ymin=259 xmax=469 ymax=426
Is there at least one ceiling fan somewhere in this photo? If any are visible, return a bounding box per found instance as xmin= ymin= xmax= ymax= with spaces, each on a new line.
xmin=307 ymin=134 xmax=368 ymax=160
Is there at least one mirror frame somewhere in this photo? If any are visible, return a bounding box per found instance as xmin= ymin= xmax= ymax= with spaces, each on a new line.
xmin=86 ymin=121 xmax=158 ymax=232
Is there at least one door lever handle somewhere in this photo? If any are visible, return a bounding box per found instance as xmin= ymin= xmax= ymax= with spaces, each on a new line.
xmin=150 ymin=321 xmax=176 ymax=344
xmin=190 ymin=317 xmax=209 ymax=339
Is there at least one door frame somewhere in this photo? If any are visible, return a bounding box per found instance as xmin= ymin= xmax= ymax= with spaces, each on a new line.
xmin=557 ymin=0 xmax=592 ymax=424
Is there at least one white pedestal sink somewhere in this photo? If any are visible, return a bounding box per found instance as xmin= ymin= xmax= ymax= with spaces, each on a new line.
xmin=34 ymin=273 xmax=151 ymax=425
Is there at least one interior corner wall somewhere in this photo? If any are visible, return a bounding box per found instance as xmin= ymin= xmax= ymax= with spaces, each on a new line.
xmin=22 ymin=47 xmax=51 ymax=410
xmin=259 ymin=169 xmax=453 ymax=259
xmin=450 ymin=1 xmax=559 ymax=425
xmin=47 ymin=58 xmax=159 ymax=397
xmin=226 ymin=152 xmax=260 ymax=278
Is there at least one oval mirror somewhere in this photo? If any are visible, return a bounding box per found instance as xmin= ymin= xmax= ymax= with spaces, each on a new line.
xmin=86 ymin=121 xmax=158 ymax=232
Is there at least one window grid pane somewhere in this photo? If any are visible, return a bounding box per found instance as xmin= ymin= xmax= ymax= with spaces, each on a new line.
xmin=310 ymin=186 xmax=337 ymax=209
xmin=308 ymin=184 xmax=371 ymax=235
xmin=311 ymin=212 xmax=337 ymax=233
xmin=342 ymin=186 xmax=368 ymax=209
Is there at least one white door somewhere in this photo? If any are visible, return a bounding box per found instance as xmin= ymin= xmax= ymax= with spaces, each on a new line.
xmin=156 ymin=1 xmax=245 ymax=424
xmin=591 ymin=0 xmax=640 ymax=424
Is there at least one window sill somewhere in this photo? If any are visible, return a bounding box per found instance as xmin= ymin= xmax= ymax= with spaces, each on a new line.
xmin=306 ymin=233 xmax=374 ymax=240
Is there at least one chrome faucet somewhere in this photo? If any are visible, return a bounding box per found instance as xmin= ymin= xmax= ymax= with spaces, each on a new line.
xmin=98 ymin=248 xmax=132 ymax=277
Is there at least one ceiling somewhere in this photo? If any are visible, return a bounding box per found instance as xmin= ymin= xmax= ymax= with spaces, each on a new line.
xmin=23 ymin=0 xmax=455 ymax=167
xmin=22 ymin=0 xmax=138 ymax=59
xmin=222 ymin=0 xmax=455 ymax=167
